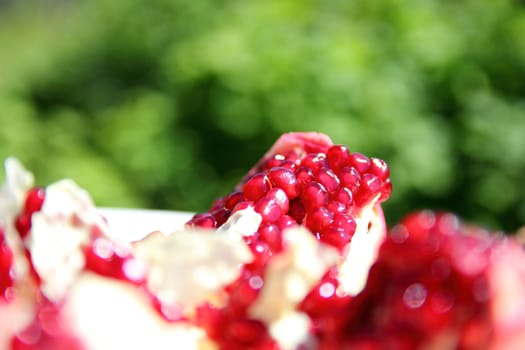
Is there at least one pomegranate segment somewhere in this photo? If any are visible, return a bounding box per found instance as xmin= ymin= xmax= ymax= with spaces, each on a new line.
xmin=312 ymin=210 xmax=525 ymax=349
xmin=187 ymin=132 xmax=392 ymax=349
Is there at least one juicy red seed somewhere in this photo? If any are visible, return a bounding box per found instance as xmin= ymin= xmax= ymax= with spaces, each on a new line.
xmin=276 ymin=215 xmax=297 ymax=230
xmin=319 ymin=227 xmax=352 ymax=249
xmin=295 ymin=166 xmax=314 ymax=189
xmin=301 ymin=182 xmax=329 ymax=213
xmin=351 ymin=153 xmax=370 ymax=173
xmin=315 ymin=168 xmax=340 ymax=193
xmin=14 ymin=214 xmax=31 ymax=238
xmin=226 ymin=319 xmax=266 ymax=344
xmin=232 ymin=201 xmax=254 ymax=214
xmin=332 ymin=213 xmax=356 ymax=233
xmin=370 ymin=157 xmax=390 ymax=180
xmin=333 ymin=187 xmax=353 ymax=206
xmin=327 ymin=201 xmax=346 ymax=214
xmin=339 ymin=166 xmax=361 ymax=192
xmin=24 ymin=187 xmax=45 ymax=215
xmin=259 ymin=224 xmax=282 ymax=251
xmin=268 ymin=167 xmax=299 ymax=199
xmin=254 ymin=197 xmax=282 ymax=223
xmin=301 ymin=153 xmax=328 ymax=171
xmin=211 ymin=208 xmax=231 ymax=226
xmin=279 ymin=160 xmax=297 ymax=171
xmin=266 ymin=188 xmax=289 ymax=213
xmin=264 ymin=154 xmax=286 ymax=169
xmin=327 ymin=145 xmax=351 ymax=171
xmin=224 ymin=191 xmax=244 ymax=210
xmin=380 ymin=179 xmax=393 ymax=202
xmin=306 ymin=207 xmax=334 ymax=232
xmin=289 ymin=199 xmax=306 ymax=223
xmin=242 ymin=173 xmax=271 ymax=202
xmin=189 ymin=213 xmax=217 ymax=228
xmin=361 ymin=173 xmax=382 ymax=194
xmin=248 ymin=241 xmax=273 ymax=266
xmin=84 ymin=245 xmax=135 ymax=282
xmin=228 ymin=270 xmax=264 ymax=308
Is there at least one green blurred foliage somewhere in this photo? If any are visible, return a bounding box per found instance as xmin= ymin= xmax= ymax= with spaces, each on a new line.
xmin=1 ymin=0 xmax=525 ymax=231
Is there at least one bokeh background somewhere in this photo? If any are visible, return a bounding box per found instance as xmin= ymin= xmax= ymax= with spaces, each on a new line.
xmin=1 ymin=0 xmax=525 ymax=231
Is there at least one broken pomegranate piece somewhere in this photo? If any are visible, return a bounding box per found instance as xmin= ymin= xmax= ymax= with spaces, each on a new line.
xmin=312 ymin=210 xmax=525 ymax=350
xmin=187 ymin=132 xmax=393 ymax=349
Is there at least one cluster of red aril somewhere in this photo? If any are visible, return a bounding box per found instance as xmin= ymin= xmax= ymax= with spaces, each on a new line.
xmin=187 ymin=132 xmax=392 ymax=349
xmin=307 ymin=211 xmax=496 ymax=349
xmin=7 ymin=187 xmax=144 ymax=350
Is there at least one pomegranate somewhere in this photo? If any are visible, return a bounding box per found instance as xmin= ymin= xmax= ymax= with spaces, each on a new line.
xmin=310 ymin=210 xmax=525 ymax=350
xmin=188 ymin=132 xmax=392 ymax=349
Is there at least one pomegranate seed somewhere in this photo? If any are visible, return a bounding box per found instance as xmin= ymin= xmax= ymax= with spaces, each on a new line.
xmin=242 ymin=173 xmax=270 ymax=202
xmin=357 ymin=173 xmax=382 ymax=204
xmin=259 ymin=224 xmax=282 ymax=251
xmin=370 ymin=157 xmax=390 ymax=180
xmin=350 ymin=153 xmax=370 ymax=173
xmin=188 ymin=213 xmax=217 ymax=228
xmin=266 ymin=188 xmax=289 ymax=213
xmin=24 ymin=187 xmax=45 ymax=215
xmin=301 ymin=153 xmax=328 ymax=171
xmin=14 ymin=213 xmax=31 ymax=238
xmin=226 ymin=319 xmax=267 ymax=345
xmin=301 ymin=182 xmax=329 ymax=213
xmin=263 ymin=154 xmax=286 ymax=169
xmin=331 ymin=213 xmax=356 ymax=233
xmin=306 ymin=207 xmax=334 ymax=232
xmin=84 ymin=238 xmax=144 ymax=283
xmin=327 ymin=145 xmax=351 ymax=171
xmin=278 ymin=160 xmax=297 ymax=171
xmin=295 ymin=166 xmax=314 ymax=189
xmin=231 ymin=201 xmax=255 ymax=214
xmin=254 ymin=197 xmax=282 ymax=223
xmin=338 ymin=166 xmax=361 ymax=192
xmin=315 ymin=167 xmax=340 ymax=193
xmin=275 ymin=215 xmax=296 ymax=231
xmin=268 ymin=167 xmax=299 ymax=199
xmin=211 ymin=208 xmax=231 ymax=226
xmin=248 ymin=241 xmax=273 ymax=267
xmin=224 ymin=191 xmax=244 ymax=209
xmin=333 ymin=187 xmax=353 ymax=207
xmin=327 ymin=201 xmax=347 ymax=214
xmin=319 ymin=227 xmax=351 ymax=249
xmin=380 ymin=178 xmax=393 ymax=202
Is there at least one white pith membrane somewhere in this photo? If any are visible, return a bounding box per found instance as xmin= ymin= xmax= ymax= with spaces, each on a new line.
xmin=28 ymin=179 xmax=112 ymax=302
xmin=133 ymin=208 xmax=259 ymax=315
xmin=64 ymin=274 xmax=215 ymax=350
xmin=337 ymin=196 xmax=386 ymax=296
